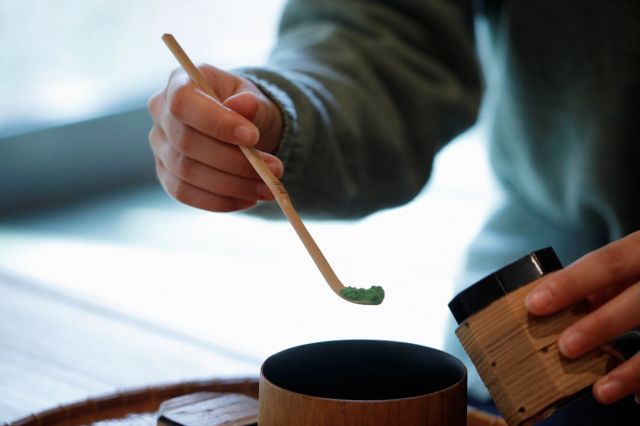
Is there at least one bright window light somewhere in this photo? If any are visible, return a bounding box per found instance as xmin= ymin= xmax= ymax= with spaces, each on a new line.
xmin=0 ymin=0 xmax=286 ymax=136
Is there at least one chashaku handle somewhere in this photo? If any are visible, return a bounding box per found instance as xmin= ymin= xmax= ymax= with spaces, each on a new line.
xmin=161 ymin=33 xmax=347 ymax=297
xmin=160 ymin=35 xmax=280 ymax=194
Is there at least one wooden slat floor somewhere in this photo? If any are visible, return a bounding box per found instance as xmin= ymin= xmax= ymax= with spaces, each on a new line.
xmin=0 ymin=269 xmax=260 ymax=424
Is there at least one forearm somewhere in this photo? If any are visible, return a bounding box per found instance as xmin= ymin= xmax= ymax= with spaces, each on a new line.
xmin=241 ymin=0 xmax=482 ymax=218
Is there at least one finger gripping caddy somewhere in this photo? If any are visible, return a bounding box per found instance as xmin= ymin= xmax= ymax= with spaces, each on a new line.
xmin=449 ymin=248 xmax=624 ymax=425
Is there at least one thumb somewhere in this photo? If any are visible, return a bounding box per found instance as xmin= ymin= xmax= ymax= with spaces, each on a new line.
xmin=224 ymin=91 xmax=281 ymax=154
xmin=223 ymin=92 xmax=259 ymax=122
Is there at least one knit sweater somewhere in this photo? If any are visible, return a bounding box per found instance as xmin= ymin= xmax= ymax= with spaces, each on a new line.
xmin=239 ymin=0 xmax=640 ymax=401
xmin=241 ymin=0 xmax=639 ymax=247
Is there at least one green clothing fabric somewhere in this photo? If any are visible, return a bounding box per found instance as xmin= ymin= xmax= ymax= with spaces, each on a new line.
xmin=242 ymin=0 xmax=482 ymax=218
xmin=240 ymin=0 xmax=640 ymax=399
xmin=242 ymin=0 xmax=639 ymax=238
xmin=483 ymin=1 xmax=640 ymax=244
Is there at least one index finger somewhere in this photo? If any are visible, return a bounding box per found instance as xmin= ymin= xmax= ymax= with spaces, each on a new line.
xmin=525 ymin=231 xmax=640 ymax=315
xmin=166 ymin=70 xmax=260 ymax=146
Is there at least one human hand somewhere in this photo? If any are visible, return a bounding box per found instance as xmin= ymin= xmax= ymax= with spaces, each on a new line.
xmin=525 ymin=231 xmax=640 ymax=404
xmin=148 ymin=64 xmax=284 ymax=212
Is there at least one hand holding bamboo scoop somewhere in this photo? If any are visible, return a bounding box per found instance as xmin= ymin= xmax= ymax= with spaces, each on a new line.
xmin=162 ymin=34 xmax=384 ymax=305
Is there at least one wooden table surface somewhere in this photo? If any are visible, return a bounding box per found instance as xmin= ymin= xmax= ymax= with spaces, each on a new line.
xmin=0 ymin=269 xmax=259 ymax=424
xmin=0 ymin=269 xmax=508 ymax=426
xmin=0 ymin=130 xmax=495 ymax=425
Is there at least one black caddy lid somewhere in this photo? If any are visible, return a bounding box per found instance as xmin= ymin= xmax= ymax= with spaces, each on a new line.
xmin=448 ymin=247 xmax=563 ymax=324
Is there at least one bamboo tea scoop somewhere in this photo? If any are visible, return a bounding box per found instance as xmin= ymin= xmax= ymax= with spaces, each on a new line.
xmin=162 ymin=34 xmax=384 ymax=305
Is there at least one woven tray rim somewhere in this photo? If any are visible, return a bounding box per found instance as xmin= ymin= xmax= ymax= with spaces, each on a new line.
xmin=7 ymin=377 xmax=504 ymax=426
xmin=7 ymin=377 xmax=260 ymax=426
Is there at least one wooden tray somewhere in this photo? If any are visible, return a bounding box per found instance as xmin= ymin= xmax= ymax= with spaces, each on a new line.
xmin=7 ymin=378 xmax=505 ymax=426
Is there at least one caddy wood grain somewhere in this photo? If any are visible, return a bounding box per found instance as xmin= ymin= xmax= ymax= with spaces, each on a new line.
xmin=456 ymin=280 xmax=623 ymax=425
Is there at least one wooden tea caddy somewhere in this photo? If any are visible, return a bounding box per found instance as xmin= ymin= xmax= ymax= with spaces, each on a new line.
xmin=449 ymin=248 xmax=624 ymax=425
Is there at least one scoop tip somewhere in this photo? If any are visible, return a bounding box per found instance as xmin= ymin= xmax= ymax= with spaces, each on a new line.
xmin=339 ymin=285 xmax=385 ymax=305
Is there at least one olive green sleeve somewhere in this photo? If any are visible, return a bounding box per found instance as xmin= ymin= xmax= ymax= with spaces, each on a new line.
xmin=240 ymin=0 xmax=482 ymax=219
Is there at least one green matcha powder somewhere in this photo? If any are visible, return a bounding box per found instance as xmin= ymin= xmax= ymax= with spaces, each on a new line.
xmin=339 ymin=285 xmax=385 ymax=305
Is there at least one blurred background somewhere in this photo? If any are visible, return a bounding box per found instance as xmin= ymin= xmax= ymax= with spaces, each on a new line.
xmin=0 ymin=0 xmax=498 ymax=422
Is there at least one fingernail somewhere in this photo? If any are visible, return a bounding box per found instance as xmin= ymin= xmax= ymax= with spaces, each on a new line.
xmin=525 ymin=288 xmax=553 ymax=313
xmin=558 ymin=331 xmax=586 ymax=357
xmin=234 ymin=125 xmax=259 ymax=145
xmin=596 ymin=379 xmax=623 ymax=403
